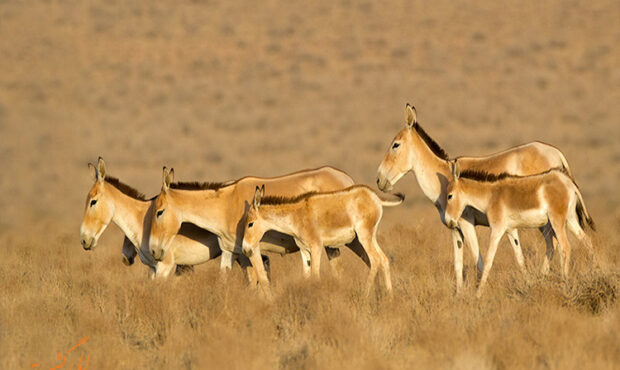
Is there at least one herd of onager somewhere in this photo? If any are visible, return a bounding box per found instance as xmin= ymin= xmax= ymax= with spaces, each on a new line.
xmin=80 ymin=104 xmax=596 ymax=298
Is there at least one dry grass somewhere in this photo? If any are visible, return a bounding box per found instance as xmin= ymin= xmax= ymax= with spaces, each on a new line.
xmin=1 ymin=220 xmax=618 ymax=369
xmin=1 ymin=0 xmax=619 ymax=368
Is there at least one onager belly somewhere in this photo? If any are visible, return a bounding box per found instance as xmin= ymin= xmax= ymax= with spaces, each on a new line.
xmin=506 ymin=208 xmax=549 ymax=229
xmin=321 ymin=227 xmax=356 ymax=247
xmin=174 ymin=245 xmax=216 ymax=265
xmin=259 ymin=231 xmax=299 ymax=255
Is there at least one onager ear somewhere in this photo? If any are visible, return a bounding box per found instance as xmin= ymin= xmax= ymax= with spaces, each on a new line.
xmin=451 ymin=160 xmax=461 ymax=179
xmin=96 ymin=157 xmax=106 ymax=182
xmin=88 ymin=162 xmax=98 ymax=182
xmin=253 ymin=186 xmax=262 ymax=208
xmin=162 ymin=167 xmax=174 ymax=192
xmin=260 ymin=184 xmax=265 ymax=198
xmin=405 ymin=103 xmax=417 ymax=127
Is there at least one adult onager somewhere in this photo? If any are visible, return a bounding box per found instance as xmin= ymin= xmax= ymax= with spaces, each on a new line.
xmin=444 ymin=161 xmax=595 ymax=297
xmin=242 ymin=185 xmax=404 ymax=295
xmin=376 ymin=104 xmax=575 ymax=293
xmin=149 ymin=166 xmax=356 ymax=276
xmin=79 ymin=158 xmax=258 ymax=279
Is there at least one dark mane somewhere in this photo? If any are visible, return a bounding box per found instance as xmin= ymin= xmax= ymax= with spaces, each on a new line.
xmin=260 ymin=192 xmax=318 ymax=205
xmin=459 ymin=170 xmax=512 ymax=182
xmin=105 ymin=176 xmax=148 ymax=200
xmin=412 ymin=123 xmax=449 ymax=160
xmin=170 ymin=180 xmax=236 ymax=191
xmin=459 ymin=167 xmax=567 ymax=182
xmin=260 ymin=185 xmax=370 ymax=205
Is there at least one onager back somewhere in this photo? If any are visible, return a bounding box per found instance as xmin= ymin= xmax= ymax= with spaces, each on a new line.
xmin=242 ymin=185 xmax=404 ymax=296
xmin=149 ymin=166 xmax=356 ymax=277
xmin=444 ymin=161 xmax=595 ymax=297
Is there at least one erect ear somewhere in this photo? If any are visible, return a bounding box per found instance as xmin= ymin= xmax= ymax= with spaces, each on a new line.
xmin=88 ymin=162 xmax=98 ymax=182
xmin=96 ymin=157 xmax=106 ymax=182
xmin=253 ymin=186 xmax=262 ymax=208
xmin=451 ymin=160 xmax=461 ymax=179
xmin=260 ymin=184 xmax=265 ymax=198
xmin=162 ymin=167 xmax=174 ymax=192
xmin=405 ymin=103 xmax=417 ymax=127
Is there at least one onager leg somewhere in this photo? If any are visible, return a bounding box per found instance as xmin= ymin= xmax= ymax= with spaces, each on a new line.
xmin=476 ymin=228 xmax=505 ymax=298
xmin=155 ymin=251 xmax=176 ymax=279
xmin=506 ymin=228 xmax=527 ymax=277
xmin=345 ymin=238 xmax=371 ymax=268
xmin=121 ymin=237 xmax=137 ymax=266
xmin=220 ymin=249 xmax=235 ymax=273
xmin=550 ymin=219 xmax=572 ymax=278
xmin=357 ymin=230 xmax=381 ymax=296
xmin=372 ymin=235 xmax=392 ymax=294
xmin=248 ymin=248 xmax=272 ymax=299
xmin=325 ymin=247 xmax=342 ymax=278
xmin=567 ymin=215 xmax=598 ymax=268
xmin=309 ymin=243 xmax=323 ymax=279
xmin=451 ymin=228 xmax=464 ymax=294
xmin=237 ymin=253 xmax=258 ymax=286
xmin=458 ymin=218 xmax=484 ymax=274
xmin=539 ymin=225 xmax=555 ymax=275
xmin=299 ymin=248 xmax=312 ymax=278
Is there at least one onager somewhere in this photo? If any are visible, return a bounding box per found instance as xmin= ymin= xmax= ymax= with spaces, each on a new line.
xmin=79 ymin=157 xmax=263 ymax=279
xmin=444 ymin=160 xmax=595 ymax=297
xmin=376 ymin=104 xmax=576 ymax=293
xmin=149 ymin=166 xmax=355 ymax=277
xmin=242 ymin=185 xmax=404 ymax=295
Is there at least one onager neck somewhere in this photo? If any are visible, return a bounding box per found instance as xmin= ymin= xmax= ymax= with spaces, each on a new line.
xmin=259 ymin=204 xmax=303 ymax=237
xmin=459 ymin=179 xmax=494 ymax=214
xmin=170 ymin=188 xmax=230 ymax=236
xmin=107 ymin=185 xmax=150 ymax=246
xmin=408 ymin=129 xmax=450 ymax=203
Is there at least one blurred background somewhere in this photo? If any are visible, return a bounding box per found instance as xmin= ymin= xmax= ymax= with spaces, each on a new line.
xmin=0 ymin=0 xmax=618 ymax=235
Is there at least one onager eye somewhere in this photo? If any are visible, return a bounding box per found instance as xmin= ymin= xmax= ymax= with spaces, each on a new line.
xmin=447 ymin=194 xmax=453 ymax=200
xmin=248 ymin=222 xmax=254 ymax=228
xmin=156 ymin=209 xmax=165 ymax=217
xmin=392 ymin=142 xmax=400 ymax=149
xmin=90 ymin=199 xmax=98 ymax=207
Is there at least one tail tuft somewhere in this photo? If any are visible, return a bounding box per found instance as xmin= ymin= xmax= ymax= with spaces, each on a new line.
xmin=379 ymin=192 xmax=405 ymax=207
xmin=576 ymin=197 xmax=596 ymax=232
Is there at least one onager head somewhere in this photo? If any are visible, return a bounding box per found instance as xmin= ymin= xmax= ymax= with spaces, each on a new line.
xmin=80 ymin=157 xmax=114 ymax=250
xmin=149 ymin=167 xmax=182 ymax=261
xmin=444 ymin=160 xmax=465 ymax=230
xmin=376 ymin=104 xmax=417 ymax=192
xmin=242 ymin=185 xmax=267 ymax=258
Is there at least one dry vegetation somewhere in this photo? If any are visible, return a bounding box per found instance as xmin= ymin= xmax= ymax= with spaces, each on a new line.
xmin=0 ymin=0 xmax=619 ymax=369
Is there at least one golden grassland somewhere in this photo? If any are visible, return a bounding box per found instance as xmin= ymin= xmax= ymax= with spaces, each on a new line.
xmin=1 ymin=220 xmax=618 ymax=369
xmin=0 ymin=0 xmax=619 ymax=368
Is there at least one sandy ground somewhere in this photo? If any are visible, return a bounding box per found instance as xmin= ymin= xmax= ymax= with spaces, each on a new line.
xmin=0 ymin=1 xmax=619 ymax=368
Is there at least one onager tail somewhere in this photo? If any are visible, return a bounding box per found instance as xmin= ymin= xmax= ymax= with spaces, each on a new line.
xmin=574 ymin=187 xmax=596 ymax=231
xmin=558 ymin=151 xmax=575 ymax=180
xmin=378 ymin=192 xmax=405 ymax=207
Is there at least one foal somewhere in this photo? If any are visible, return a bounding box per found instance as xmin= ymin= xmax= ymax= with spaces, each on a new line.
xmin=444 ymin=161 xmax=595 ymax=297
xmin=242 ymin=185 xmax=404 ymax=295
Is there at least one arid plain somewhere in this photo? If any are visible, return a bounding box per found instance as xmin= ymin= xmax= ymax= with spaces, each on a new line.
xmin=1 ymin=1 xmax=619 ymax=369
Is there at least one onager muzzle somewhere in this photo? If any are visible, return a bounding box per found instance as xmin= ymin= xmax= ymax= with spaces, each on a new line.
xmin=242 ymin=243 xmax=253 ymax=258
xmin=80 ymin=234 xmax=95 ymax=250
xmin=151 ymin=247 xmax=165 ymax=261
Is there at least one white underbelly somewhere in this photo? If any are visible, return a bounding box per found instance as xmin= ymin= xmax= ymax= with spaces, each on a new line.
xmin=258 ymin=241 xmax=295 ymax=255
xmin=173 ymin=239 xmax=218 ymax=265
xmin=321 ymin=227 xmax=356 ymax=247
xmin=506 ymin=208 xmax=549 ymax=229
